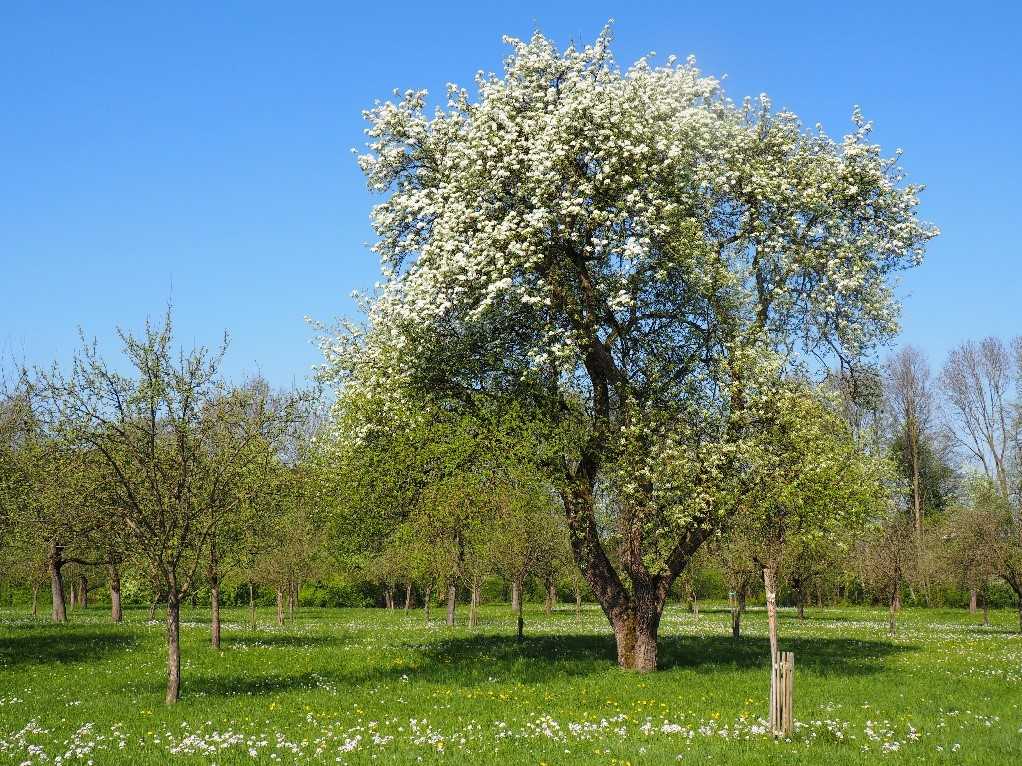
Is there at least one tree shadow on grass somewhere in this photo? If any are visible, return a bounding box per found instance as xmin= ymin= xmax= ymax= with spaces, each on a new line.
xmin=173 ymin=631 xmax=915 ymax=699
xmin=0 ymin=628 xmax=138 ymax=668
xmin=359 ymin=632 xmax=916 ymax=686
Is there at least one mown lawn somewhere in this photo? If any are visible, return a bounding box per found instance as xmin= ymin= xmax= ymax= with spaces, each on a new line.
xmin=0 ymin=602 xmax=1019 ymax=764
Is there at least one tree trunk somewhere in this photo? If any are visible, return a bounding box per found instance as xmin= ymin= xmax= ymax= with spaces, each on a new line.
xmin=108 ymin=564 xmax=123 ymax=623
xmin=468 ymin=576 xmax=481 ymax=628
xmin=210 ymin=579 xmax=221 ymax=649
xmin=729 ymin=591 xmax=741 ymax=639
xmin=165 ymin=591 xmax=182 ymax=704
xmin=248 ymin=581 xmax=257 ymax=630
xmin=31 ymin=583 xmax=39 ymax=617
xmin=148 ymin=590 xmax=160 ymax=621
xmin=611 ymin=588 xmax=662 ymax=672
xmin=574 ymin=584 xmax=582 ymax=619
xmin=48 ymin=542 xmax=67 ymax=623
xmin=68 ymin=566 xmax=78 ymax=611
xmin=445 ymin=584 xmax=456 ymax=626
xmin=1017 ymin=596 xmax=1022 ymax=635
xmin=423 ymin=584 xmax=432 ymax=623
xmin=511 ymin=577 xmax=521 ymax=614
xmin=796 ymin=586 xmax=805 ymax=620
xmin=288 ymin=583 xmax=296 ymax=619
xmin=209 ymin=545 xmax=221 ymax=648
xmin=276 ymin=589 xmax=284 ymax=626
xmin=969 ymin=588 xmax=978 ymax=614
xmin=404 ymin=582 xmax=413 ymax=613
xmin=763 ymin=565 xmax=779 ymax=660
xmin=77 ymin=575 xmax=89 ymax=609
xmin=385 ymin=587 xmax=394 ymax=610
xmin=689 ymin=586 xmax=698 ymax=619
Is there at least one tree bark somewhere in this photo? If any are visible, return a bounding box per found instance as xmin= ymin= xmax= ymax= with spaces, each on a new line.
xmin=404 ymin=582 xmax=413 ymax=613
xmin=248 ymin=581 xmax=256 ymax=630
xmin=211 ymin=579 xmax=221 ymax=649
xmin=468 ymin=576 xmax=481 ymax=628
xmin=763 ymin=565 xmax=779 ymax=660
xmin=210 ymin=545 xmax=221 ymax=648
xmin=446 ymin=584 xmax=456 ymax=626
xmin=729 ymin=591 xmax=741 ymax=639
xmin=796 ymin=586 xmax=805 ymax=620
xmin=276 ymin=589 xmax=284 ymax=626
xmin=108 ymin=563 xmax=122 ymax=623
xmin=969 ymin=588 xmax=978 ymax=614
xmin=510 ymin=578 xmax=521 ymax=614
xmin=165 ymin=591 xmax=182 ymax=704
xmin=148 ymin=590 xmax=160 ymax=621
xmin=48 ymin=542 xmax=67 ymax=623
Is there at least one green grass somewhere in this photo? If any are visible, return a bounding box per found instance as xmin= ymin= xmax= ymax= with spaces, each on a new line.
xmin=1 ymin=602 xmax=1019 ymax=764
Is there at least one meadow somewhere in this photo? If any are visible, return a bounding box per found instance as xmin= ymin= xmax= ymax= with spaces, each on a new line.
xmin=0 ymin=603 xmax=1019 ymax=765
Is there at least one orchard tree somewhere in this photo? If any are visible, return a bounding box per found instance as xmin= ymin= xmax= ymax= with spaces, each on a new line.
xmin=738 ymin=384 xmax=891 ymax=659
xmin=40 ymin=313 xmax=298 ymax=703
xmin=324 ymin=29 xmax=937 ymax=670
xmin=885 ymin=346 xmax=938 ymax=535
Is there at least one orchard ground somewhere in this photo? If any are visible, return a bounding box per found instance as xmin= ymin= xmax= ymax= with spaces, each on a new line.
xmin=1 ymin=604 xmax=1019 ymax=764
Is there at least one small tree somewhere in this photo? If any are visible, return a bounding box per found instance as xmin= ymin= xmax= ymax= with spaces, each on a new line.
xmin=859 ymin=516 xmax=917 ymax=634
xmin=40 ymin=313 xmax=296 ymax=703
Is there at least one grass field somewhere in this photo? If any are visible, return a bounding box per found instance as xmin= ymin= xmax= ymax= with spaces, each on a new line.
xmin=0 ymin=602 xmax=1019 ymax=764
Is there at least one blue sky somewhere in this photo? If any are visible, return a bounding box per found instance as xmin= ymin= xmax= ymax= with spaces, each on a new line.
xmin=2 ymin=2 xmax=1019 ymax=387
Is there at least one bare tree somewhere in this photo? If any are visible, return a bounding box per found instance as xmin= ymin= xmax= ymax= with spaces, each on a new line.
xmin=886 ymin=347 xmax=936 ymax=535
xmin=941 ymin=338 xmax=1017 ymax=499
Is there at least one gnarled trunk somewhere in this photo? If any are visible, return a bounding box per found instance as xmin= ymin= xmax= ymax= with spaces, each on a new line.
xmin=165 ymin=591 xmax=182 ymax=704
xmin=48 ymin=541 xmax=67 ymax=623
xmin=610 ymin=587 xmax=663 ymax=672
xmin=108 ymin=563 xmax=123 ymax=623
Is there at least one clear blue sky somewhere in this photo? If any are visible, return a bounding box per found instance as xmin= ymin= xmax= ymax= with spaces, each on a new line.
xmin=2 ymin=2 xmax=1019 ymax=387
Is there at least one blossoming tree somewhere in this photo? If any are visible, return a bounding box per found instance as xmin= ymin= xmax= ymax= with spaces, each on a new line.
xmin=325 ymin=29 xmax=937 ymax=670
